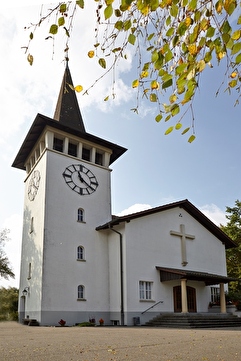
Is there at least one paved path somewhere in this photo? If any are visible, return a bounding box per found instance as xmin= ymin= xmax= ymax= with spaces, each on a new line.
xmin=1 ymin=322 xmax=241 ymax=360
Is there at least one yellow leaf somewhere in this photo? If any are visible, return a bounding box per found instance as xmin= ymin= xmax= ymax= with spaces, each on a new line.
xmin=165 ymin=126 xmax=174 ymax=135
xmin=27 ymin=53 xmax=33 ymax=65
xmin=230 ymin=71 xmax=237 ymax=78
xmin=88 ymin=50 xmax=95 ymax=58
xmin=175 ymin=123 xmax=182 ymax=130
xmin=132 ymin=79 xmax=139 ymax=88
xmin=185 ymin=17 xmax=192 ymax=27
xmin=74 ymin=85 xmax=83 ymax=92
xmin=188 ymin=44 xmax=197 ymax=56
xmin=141 ymin=71 xmax=149 ymax=78
xmin=217 ymin=51 xmax=226 ymax=60
xmin=169 ymin=94 xmax=177 ymax=103
xmin=188 ymin=134 xmax=196 ymax=143
xmin=151 ymin=80 xmax=160 ymax=90
xmin=104 ymin=96 xmax=109 ymax=101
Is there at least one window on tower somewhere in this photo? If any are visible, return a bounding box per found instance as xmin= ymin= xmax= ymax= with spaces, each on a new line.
xmin=77 ymin=208 xmax=85 ymax=222
xmin=95 ymin=151 xmax=103 ymax=166
xmin=82 ymin=147 xmax=90 ymax=161
xmin=68 ymin=142 xmax=77 ymax=157
xmin=77 ymin=246 xmax=85 ymax=261
xmin=77 ymin=285 xmax=85 ymax=300
xmin=53 ymin=137 xmax=63 ymax=152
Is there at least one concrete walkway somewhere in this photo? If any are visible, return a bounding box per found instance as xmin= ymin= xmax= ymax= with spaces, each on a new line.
xmin=1 ymin=321 xmax=241 ymax=360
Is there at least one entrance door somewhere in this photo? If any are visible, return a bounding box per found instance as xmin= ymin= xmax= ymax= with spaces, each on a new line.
xmin=173 ymin=285 xmax=197 ymax=312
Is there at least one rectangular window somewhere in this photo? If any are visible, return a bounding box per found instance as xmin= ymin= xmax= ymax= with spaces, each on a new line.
xmin=27 ymin=263 xmax=32 ymax=280
xmin=95 ymin=152 xmax=103 ymax=166
xmin=211 ymin=287 xmax=220 ymax=303
xmin=53 ymin=137 xmax=63 ymax=152
xmin=30 ymin=217 xmax=34 ymax=233
xmin=139 ymin=281 xmax=152 ymax=300
xmin=68 ymin=142 xmax=77 ymax=157
xmin=82 ymin=147 xmax=90 ymax=161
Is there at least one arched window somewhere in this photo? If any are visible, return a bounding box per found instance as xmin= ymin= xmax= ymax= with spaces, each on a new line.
xmin=77 ymin=208 xmax=84 ymax=222
xmin=78 ymin=285 xmax=85 ymax=299
xmin=77 ymin=246 xmax=85 ymax=260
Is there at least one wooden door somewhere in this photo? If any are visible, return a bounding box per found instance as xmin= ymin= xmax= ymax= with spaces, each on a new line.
xmin=173 ymin=285 xmax=197 ymax=313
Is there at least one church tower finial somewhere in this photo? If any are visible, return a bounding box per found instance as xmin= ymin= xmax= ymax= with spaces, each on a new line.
xmin=53 ymin=64 xmax=85 ymax=132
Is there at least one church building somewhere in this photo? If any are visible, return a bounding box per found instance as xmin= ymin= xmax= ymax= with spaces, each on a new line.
xmin=13 ymin=65 xmax=237 ymax=326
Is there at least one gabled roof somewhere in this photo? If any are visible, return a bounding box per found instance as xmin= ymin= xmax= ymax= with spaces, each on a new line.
xmin=96 ymin=199 xmax=236 ymax=249
xmin=12 ymin=113 xmax=127 ymax=170
xmin=53 ymin=63 xmax=85 ymax=132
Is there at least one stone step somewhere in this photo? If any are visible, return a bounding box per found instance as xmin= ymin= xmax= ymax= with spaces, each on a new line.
xmin=145 ymin=313 xmax=241 ymax=328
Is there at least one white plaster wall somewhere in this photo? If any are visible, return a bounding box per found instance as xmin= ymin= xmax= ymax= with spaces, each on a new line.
xmin=41 ymin=150 xmax=112 ymax=318
xmin=18 ymin=151 xmax=47 ymax=318
xmin=122 ymin=207 xmax=227 ymax=314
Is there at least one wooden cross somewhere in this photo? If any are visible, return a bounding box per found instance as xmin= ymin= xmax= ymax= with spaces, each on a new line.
xmin=170 ymin=224 xmax=195 ymax=266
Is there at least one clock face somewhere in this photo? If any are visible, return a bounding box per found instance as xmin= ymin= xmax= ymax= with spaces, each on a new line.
xmin=63 ymin=164 xmax=98 ymax=195
xmin=28 ymin=170 xmax=41 ymax=201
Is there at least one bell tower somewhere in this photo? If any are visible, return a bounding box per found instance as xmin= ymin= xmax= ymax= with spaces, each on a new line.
xmin=13 ymin=64 xmax=126 ymax=325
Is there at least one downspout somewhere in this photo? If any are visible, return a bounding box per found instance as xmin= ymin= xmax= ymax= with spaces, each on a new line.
xmin=109 ymin=226 xmax=125 ymax=326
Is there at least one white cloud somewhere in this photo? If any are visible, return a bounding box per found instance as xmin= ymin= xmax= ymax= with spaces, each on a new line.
xmin=200 ymin=204 xmax=227 ymax=226
xmin=117 ymin=203 xmax=152 ymax=216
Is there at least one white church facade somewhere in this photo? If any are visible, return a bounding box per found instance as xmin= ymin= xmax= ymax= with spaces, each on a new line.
xmin=13 ymin=65 xmax=236 ymax=326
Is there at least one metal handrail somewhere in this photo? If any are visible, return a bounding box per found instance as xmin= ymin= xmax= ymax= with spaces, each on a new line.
xmin=141 ymin=300 xmax=163 ymax=314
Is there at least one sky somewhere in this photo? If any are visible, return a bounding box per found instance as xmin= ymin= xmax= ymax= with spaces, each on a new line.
xmin=0 ymin=2 xmax=240 ymax=289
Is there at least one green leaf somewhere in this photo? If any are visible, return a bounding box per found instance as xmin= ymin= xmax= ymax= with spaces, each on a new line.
xmin=147 ymin=33 xmax=155 ymax=41
xmin=29 ymin=32 xmax=33 ymax=40
xmin=59 ymin=3 xmax=67 ymax=13
xmin=229 ymin=79 xmax=237 ymax=88
xmin=182 ymin=127 xmax=190 ymax=135
xmin=49 ymin=24 xmax=58 ymax=35
xmin=162 ymin=78 xmax=173 ymax=89
xmin=58 ymin=17 xmax=65 ymax=27
xmin=155 ymin=114 xmax=163 ymax=122
xmin=188 ymin=135 xmax=196 ymax=143
xmin=99 ymin=58 xmax=106 ymax=69
xmin=150 ymin=93 xmax=157 ymax=102
xmin=235 ymin=53 xmax=241 ymax=64
xmin=221 ymin=20 xmax=231 ymax=34
xmin=165 ymin=126 xmax=174 ymax=135
xmin=170 ymin=4 xmax=178 ymax=17
xmin=104 ymin=5 xmax=113 ymax=19
xmin=166 ymin=27 xmax=175 ymax=37
xmin=128 ymin=34 xmax=136 ymax=45
xmin=76 ymin=0 xmax=84 ymax=9
xmin=188 ymin=0 xmax=197 ymax=11
xmin=206 ymin=26 xmax=215 ymax=38
xmin=115 ymin=9 xmax=122 ymax=17
xmin=232 ymin=42 xmax=241 ymax=55
xmin=175 ymin=123 xmax=182 ymax=130
xmin=151 ymin=50 xmax=159 ymax=62
xmin=171 ymin=104 xmax=180 ymax=116
xmin=123 ymin=19 xmax=132 ymax=31
xmin=115 ymin=21 xmax=123 ymax=30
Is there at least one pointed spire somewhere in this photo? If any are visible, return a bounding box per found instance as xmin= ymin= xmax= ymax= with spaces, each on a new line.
xmin=53 ymin=62 xmax=85 ymax=132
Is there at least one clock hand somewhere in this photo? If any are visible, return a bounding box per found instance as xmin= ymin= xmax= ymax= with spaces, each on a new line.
xmin=78 ymin=172 xmax=89 ymax=187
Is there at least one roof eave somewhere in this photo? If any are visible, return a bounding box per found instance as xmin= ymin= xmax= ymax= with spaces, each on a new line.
xmin=12 ymin=113 xmax=127 ymax=170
